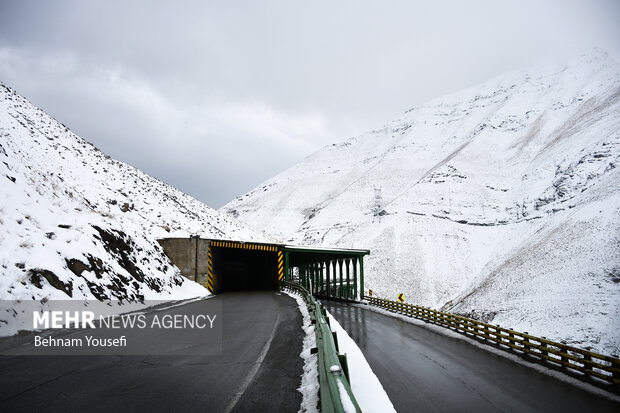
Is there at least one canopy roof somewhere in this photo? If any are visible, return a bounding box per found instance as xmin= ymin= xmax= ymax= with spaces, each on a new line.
xmin=283 ymin=245 xmax=369 ymax=267
xmin=203 ymin=238 xmax=369 ymax=267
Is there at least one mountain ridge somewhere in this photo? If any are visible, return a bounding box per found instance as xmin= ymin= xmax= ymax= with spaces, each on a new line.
xmin=223 ymin=51 xmax=620 ymax=355
xmin=0 ymin=81 xmax=273 ymax=307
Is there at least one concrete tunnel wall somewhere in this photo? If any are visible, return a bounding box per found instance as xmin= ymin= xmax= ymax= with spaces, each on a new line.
xmin=157 ymin=238 xmax=280 ymax=292
xmin=157 ymin=238 xmax=210 ymax=285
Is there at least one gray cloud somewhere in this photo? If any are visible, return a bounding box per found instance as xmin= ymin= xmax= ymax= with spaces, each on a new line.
xmin=1 ymin=0 xmax=619 ymax=207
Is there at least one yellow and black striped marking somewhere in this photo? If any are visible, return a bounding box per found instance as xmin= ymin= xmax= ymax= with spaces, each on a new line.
xmin=277 ymin=251 xmax=284 ymax=281
xmin=210 ymin=240 xmax=277 ymax=251
xmin=206 ymin=247 xmax=215 ymax=293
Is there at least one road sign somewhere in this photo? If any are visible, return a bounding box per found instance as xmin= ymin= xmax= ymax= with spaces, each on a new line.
xmin=397 ymin=293 xmax=404 ymax=302
xmin=368 ymin=289 xmax=373 ymax=297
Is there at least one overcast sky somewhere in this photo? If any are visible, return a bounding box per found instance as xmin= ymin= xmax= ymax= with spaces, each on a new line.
xmin=1 ymin=1 xmax=619 ymax=207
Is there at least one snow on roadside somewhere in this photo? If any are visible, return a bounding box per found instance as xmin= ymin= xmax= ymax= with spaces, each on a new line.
xmin=325 ymin=309 xmax=396 ymax=413
xmin=283 ymin=290 xmax=319 ymax=413
xmin=284 ymin=288 xmax=396 ymax=412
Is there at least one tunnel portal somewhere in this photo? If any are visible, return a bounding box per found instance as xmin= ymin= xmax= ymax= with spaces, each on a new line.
xmin=157 ymin=238 xmax=369 ymax=299
xmin=212 ymin=246 xmax=278 ymax=292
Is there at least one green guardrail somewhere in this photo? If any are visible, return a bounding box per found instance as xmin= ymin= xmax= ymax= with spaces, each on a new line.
xmin=282 ymin=281 xmax=361 ymax=413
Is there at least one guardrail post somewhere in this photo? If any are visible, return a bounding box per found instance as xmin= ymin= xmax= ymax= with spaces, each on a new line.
xmin=540 ymin=339 xmax=548 ymax=357
xmin=583 ymin=353 xmax=592 ymax=372
xmin=560 ymin=343 xmax=569 ymax=364
xmin=339 ymin=354 xmax=350 ymax=382
xmin=523 ymin=334 xmax=531 ymax=354
xmin=332 ymin=331 xmax=339 ymax=351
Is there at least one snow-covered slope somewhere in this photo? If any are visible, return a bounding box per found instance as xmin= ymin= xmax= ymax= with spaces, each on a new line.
xmin=223 ymin=51 xmax=620 ymax=355
xmin=0 ymin=82 xmax=273 ymax=304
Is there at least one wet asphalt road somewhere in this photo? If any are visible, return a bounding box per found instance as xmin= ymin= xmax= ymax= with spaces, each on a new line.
xmin=0 ymin=291 xmax=304 ymax=413
xmin=322 ymin=299 xmax=620 ymax=413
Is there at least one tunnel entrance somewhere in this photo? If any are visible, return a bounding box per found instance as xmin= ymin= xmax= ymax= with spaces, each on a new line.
xmin=158 ymin=237 xmax=370 ymax=300
xmin=212 ymin=246 xmax=278 ymax=292
xmin=206 ymin=240 xmax=282 ymax=294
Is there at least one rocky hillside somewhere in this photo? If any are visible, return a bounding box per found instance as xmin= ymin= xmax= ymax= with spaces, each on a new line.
xmin=223 ymin=51 xmax=620 ymax=355
xmin=0 ymin=82 xmax=272 ymax=306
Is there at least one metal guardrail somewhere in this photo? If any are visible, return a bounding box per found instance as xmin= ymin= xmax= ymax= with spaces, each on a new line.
xmin=282 ymin=281 xmax=361 ymax=413
xmin=365 ymin=296 xmax=620 ymax=390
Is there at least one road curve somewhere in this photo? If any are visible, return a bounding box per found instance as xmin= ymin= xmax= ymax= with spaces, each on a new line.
xmin=0 ymin=291 xmax=304 ymax=413
xmin=322 ymin=299 xmax=620 ymax=413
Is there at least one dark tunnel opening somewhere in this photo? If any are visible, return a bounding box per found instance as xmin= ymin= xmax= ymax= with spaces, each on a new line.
xmin=213 ymin=247 xmax=278 ymax=292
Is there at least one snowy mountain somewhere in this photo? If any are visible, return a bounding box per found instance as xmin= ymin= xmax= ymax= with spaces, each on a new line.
xmin=223 ymin=50 xmax=620 ymax=355
xmin=0 ymin=82 xmax=273 ymax=305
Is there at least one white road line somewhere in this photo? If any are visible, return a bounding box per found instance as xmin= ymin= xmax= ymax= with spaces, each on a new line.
xmin=223 ymin=311 xmax=281 ymax=413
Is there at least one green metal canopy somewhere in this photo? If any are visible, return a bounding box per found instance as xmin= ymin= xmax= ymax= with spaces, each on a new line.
xmin=285 ymin=245 xmax=370 ymax=266
xmin=283 ymin=245 xmax=370 ymax=300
